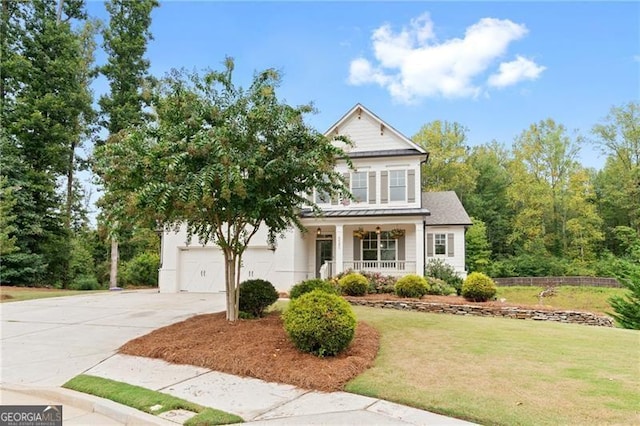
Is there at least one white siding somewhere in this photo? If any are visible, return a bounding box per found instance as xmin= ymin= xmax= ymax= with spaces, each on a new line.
xmin=326 ymin=156 xmax=422 ymax=210
xmin=425 ymin=225 xmax=467 ymax=278
xmin=333 ymin=112 xmax=411 ymax=153
xmin=159 ymin=223 xmax=303 ymax=293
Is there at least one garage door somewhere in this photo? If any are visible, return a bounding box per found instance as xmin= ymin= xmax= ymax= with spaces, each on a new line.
xmin=179 ymin=248 xmax=225 ymax=293
xmin=239 ymin=248 xmax=276 ymax=283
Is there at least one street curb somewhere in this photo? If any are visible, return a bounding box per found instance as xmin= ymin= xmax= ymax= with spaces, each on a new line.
xmin=2 ymin=384 xmax=177 ymax=426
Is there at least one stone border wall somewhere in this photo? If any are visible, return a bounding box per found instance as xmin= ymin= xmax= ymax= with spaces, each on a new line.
xmin=345 ymin=298 xmax=614 ymax=327
xmin=494 ymin=276 xmax=620 ymax=288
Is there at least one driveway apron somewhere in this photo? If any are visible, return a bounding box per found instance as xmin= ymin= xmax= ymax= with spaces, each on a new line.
xmin=0 ymin=290 xmax=226 ymax=386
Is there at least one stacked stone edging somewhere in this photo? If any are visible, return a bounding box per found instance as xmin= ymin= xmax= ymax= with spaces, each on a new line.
xmin=345 ymin=297 xmax=614 ymax=327
xmin=494 ymin=276 xmax=620 ymax=288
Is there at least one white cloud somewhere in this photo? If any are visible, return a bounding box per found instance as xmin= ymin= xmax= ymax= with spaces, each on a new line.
xmin=348 ymin=13 xmax=545 ymax=103
xmin=488 ymin=56 xmax=546 ymax=87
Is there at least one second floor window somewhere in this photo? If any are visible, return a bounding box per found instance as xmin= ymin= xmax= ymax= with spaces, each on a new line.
xmin=351 ymin=172 xmax=367 ymax=203
xmin=315 ymin=189 xmax=330 ymax=204
xmin=389 ymin=170 xmax=406 ymax=202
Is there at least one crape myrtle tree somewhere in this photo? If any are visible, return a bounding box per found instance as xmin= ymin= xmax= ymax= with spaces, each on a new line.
xmin=95 ymin=59 xmax=350 ymax=321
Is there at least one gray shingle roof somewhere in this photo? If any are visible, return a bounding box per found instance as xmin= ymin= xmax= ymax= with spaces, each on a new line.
xmin=422 ymin=191 xmax=472 ymax=226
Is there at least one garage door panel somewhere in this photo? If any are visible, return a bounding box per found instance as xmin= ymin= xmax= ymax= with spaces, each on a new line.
xmin=240 ymin=249 xmax=275 ymax=282
xmin=180 ymin=248 xmax=225 ymax=293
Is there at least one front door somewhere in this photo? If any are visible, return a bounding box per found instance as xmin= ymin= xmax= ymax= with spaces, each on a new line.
xmin=315 ymin=238 xmax=333 ymax=278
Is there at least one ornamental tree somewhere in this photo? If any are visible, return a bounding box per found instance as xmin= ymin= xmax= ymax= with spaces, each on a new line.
xmin=94 ymin=59 xmax=349 ymax=321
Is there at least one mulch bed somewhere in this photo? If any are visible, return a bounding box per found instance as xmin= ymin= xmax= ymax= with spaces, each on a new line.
xmin=119 ymin=311 xmax=379 ymax=392
xmin=119 ymin=293 xmax=572 ymax=392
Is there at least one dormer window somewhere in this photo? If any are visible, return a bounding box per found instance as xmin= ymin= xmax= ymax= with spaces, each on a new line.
xmin=351 ymin=172 xmax=368 ymax=203
xmin=389 ymin=170 xmax=406 ymax=202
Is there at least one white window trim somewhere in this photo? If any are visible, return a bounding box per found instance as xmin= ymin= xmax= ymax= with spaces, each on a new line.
xmin=388 ymin=169 xmax=407 ymax=203
xmin=351 ymin=171 xmax=368 ymax=204
xmin=361 ymin=231 xmax=398 ymax=261
xmin=434 ymin=233 xmax=447 ymax=257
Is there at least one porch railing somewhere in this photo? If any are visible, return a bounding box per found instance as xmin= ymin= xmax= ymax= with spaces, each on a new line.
xmin=320 ymin=261 xmax=416 ymax=279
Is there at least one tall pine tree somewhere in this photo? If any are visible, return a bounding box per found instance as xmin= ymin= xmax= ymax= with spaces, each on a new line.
xmin=96 ymin=0 xmax=158 ymax=289
xmin=1 ymin=0 xmax=94 ymax=286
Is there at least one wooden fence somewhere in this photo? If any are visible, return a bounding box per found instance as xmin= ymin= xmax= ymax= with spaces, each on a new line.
xmin=493 ymin=276 xmax=621 ymax=288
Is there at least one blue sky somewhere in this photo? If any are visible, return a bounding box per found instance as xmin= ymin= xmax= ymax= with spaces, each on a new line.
xmin=86 ymin=1 xmax=639 ymax=170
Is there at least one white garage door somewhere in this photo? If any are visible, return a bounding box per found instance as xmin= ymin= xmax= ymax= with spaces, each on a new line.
xmin=179 ymin=248 xmax=225 ymax=293
xmin=239 ymin=248 xmax=276 ymax=283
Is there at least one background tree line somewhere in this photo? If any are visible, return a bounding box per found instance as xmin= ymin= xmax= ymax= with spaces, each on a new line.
xmin=1 ymin=0 xmax=638 ymax=289
xmin=415 ymin=102 xmax=640 ymax=281
xmin=1 ymin=0 xmax=159 ymax=289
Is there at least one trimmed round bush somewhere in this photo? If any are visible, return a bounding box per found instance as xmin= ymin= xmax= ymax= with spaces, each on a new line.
xmin=426 ymin=277 xmax=456 ymax=296
xmin=461 ymin=272 xmax=497 ymax=302
xmin=283 ymin=290 xmax=356 ymax=356
xmin=239 ymin=279 xmax=279 ymax=318
xmin=395 ymin=274 xmax=429 ymax=298
xmin=289 ymin=279 xmax=337 ymax=300
xmin=338 ymin=272 xmax=368 ymax=296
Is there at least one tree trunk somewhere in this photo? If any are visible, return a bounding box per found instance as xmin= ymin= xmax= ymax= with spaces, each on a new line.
xmin=109 ymin=238 xmax=119 ymax=289
xmin=224 ymin=250 xmax=238 ymax=321
xmin=65 ymin=144 xmax=74 ymax=231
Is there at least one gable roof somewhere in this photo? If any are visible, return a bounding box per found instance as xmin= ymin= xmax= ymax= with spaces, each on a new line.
xmin=325 ymin=103 xmax=427 ymax=154
xmin=422 ymin=191 xmax=472 ymax=226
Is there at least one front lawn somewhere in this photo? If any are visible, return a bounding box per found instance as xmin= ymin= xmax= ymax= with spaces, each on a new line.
xmin=496 ymin=285 xmax=628 ymax=314
xmin=0 ymin=286 xmax=105 ymax=303
xmin=347 ymin=306 xmax=639 ymax=425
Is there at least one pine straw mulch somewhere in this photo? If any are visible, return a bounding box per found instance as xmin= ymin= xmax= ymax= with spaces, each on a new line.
xmin=119 ymin=311 xmax=379 ymax=392
xmin=119 ymin=293 xmax=572 ymax=392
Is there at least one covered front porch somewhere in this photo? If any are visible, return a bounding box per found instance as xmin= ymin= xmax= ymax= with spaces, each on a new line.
xmin=303 ymin=220 xmax=425 ymax=280
xmin=320 ymin=260 xmax=416 ymax=279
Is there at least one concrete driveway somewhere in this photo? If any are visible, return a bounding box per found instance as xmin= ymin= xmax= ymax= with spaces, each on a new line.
xmin=0 ymin=290 xmax=226 ymax=386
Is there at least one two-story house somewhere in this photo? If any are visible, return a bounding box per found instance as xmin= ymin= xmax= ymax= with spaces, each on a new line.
xmin=158 ymin=104 xmax=471 ymax=293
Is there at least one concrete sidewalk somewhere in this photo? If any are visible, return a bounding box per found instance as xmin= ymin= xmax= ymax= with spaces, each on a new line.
xmin=77 ymin=353 xmax=473 ymax=425
xmin=1 ymin=291 xmax=475 ymax=425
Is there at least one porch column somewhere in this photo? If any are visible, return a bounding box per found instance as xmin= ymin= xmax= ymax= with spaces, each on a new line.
xmin=415 ymin=221 xmax=425 ymax=276
xmin=335 ymin=224 xmax=344 ymax=274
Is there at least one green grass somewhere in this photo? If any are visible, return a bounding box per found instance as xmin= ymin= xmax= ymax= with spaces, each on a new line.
xmin=63 ymin=375 xmax=243 ymax=425
xmin=496 ymin=285 xmax=629 ymax=314
xmin=346 ymin=307 xmax=640 ymax=426
xmin=0 ymin=286 xmax=105 ymax=303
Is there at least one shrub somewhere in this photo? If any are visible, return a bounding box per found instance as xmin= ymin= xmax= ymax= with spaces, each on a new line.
xmin=69 ymin=275 xmax=102 ymax=291
xmin=338 ymin=272 xmax=368 ymax=296
xmin=289 ymin=279 xmax=337 ymax=299
xmin=360 ymin=271 xmax=397 ymax=294
xmin=122 ymin=252 xmax=160 ymax=287
xmin=462 ymin=272 xmax=497 ymax=302
xmin=426 ymin=277 xmax=456 ymax=296
xmin=283 ymin=290 xmax=356 ymax=356
xmin=69 ymin=238 xmax=96 ymax=282
xmin=609 ymin=269 xmax=640 ymax=330
xmin=239 ymin=279 xmax=279 ymax=318
xmin=395 ymin=274 xmax=429 ymax=298
xmin=425 ymin=259 xmax=463 ymax=295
